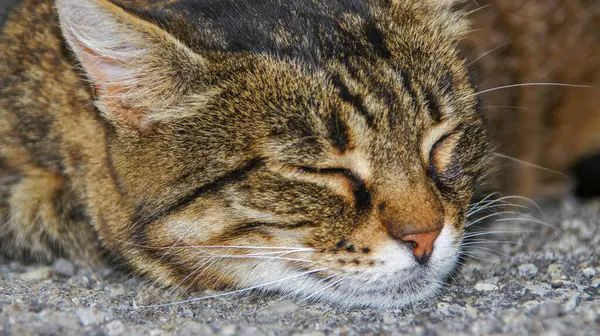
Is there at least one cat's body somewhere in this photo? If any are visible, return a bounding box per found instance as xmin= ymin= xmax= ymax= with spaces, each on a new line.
xmin=0 ymin=0 xmax=597 ymax=308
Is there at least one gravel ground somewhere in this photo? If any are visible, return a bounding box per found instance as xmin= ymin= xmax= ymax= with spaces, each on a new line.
xmin=1 ymin=196 xmax=599 ymax=335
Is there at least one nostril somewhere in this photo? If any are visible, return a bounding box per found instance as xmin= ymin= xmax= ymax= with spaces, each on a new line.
xmin=405 ymin=240 xmax=418 ymax=250
xmin=399 ymin=229 xmax=441 ymax=265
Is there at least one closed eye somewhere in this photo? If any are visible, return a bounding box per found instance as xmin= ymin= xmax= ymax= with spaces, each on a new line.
xmin=297 ymin=166 xmax=372 ymax=211
xmin=428 ymin=130 xmax=463 ymax=176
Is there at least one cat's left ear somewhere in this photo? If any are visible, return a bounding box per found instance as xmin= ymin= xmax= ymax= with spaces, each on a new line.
xmin=56 ymin=0 xmax=207 ymax=128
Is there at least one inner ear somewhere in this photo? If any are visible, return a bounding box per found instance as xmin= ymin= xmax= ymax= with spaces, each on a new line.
xmin=56 ymin=0 xmax=207 ymax=128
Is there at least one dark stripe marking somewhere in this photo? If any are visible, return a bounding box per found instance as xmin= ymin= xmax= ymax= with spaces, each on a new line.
xmin=423 ymin=88 xmax=442 ymax=123
xmin=131 ymin=158 xmax=265 ymax=245
xmin=328 ymin=110 xmax=350 ymax=153
xmin=298 ymin=166 xmax=372 ymax=212
xmin=441 ymin=71 xmax=454 ymax=95
xmin=398 ymin=70 xmax=419 ymax=111
xmin=330 ymin=74 xmax=375 ymax=127
xmin=364 ymin=22 xmax=391 ymax=58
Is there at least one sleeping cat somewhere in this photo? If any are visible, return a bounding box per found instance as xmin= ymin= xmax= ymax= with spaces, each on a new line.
xmin=0 ymin=0 xmax=597 ymax=308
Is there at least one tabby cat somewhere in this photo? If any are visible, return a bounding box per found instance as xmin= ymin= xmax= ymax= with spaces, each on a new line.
xmin=0 ymin=0 xmax=597 ymax=308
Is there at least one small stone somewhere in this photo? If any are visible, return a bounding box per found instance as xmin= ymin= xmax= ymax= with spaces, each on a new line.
xmin=239 ymin=327 xmax=265 ymax=336
xmin=76 ymin=307 xmax=105 ymax=326
xmin=474 ymin=282 xmax=499 ymax=291
xmin=564 ymin=293 xmax=580 ymax=312
xmin=437 ymin=302 xmax=465 ymax=317
xmin=523 ymin=300 xmax=541 ymax=310
xmin=104 ymin=320 xmax=126 ymax=336
xmin=293 ymin=332 xmax=326 ymax=336
xmin=149 ymin=330 xmax=166 ymax=336
xmin=256 ymin=300 xmax=300 ymax=322
xmin=465 ymin=304 xmax=478 ymax=319
xmin=177 ymin=322 xmax=213 ymax=335
xmin=547 ymin=264 xmax=563 ymax=280
xmin=52 ymin=258 xmax=75 ymax=277
xmin=524 ymin=283 xmax=551 ymax=296
xmin=20 ymin=267 xmax=52 ymax=281
xmin=591 ymin=279 xmax=600 ymax=288
xmin=582 ymin=267 xmax=597 ymax=278
xmin=109 ymin=285 xmax=125 ymax=298
xmin=219 ymin=325 xmax=238 ymax=336
xmin=538 ymin=301 xmax=563 ymax=318
xmin=381 ymin=312 xmax=396 ymax=324
xmin=518 ymin=263 xmax=538 ymax=277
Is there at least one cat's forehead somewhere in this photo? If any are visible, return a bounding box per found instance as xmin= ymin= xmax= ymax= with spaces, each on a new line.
xmin=115 ymin=0 xmax=380 ymax=61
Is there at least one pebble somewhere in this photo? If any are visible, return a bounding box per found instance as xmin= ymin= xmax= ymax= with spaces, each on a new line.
xmin=52 ymin=259 xmax=75 ymax=277
xmin=256 ymin=300 xmax=300 ymax=322
xmin=582 ymin=268 xmax=597 ymax=278
xmin=563 ymin=293 xmax=580 ymax=312
xmin=547 ymin=264 xmax=563 ymax=280
xmin=219 ymin=325 xmax=238 ymax=336
xmin=538 ymin=302 xmax=563 ymax=318
xmin=518 ymin=263 xmax=539 ymax=277
xmin=474 ymin=282 xmax=499 ymax=291
xmin=109 ymin=284 xmax=125 ymax=298
xmin=524 ymin=283 xmax=551 ymax=296
xmin=75 ymin=307 xmax=105 ymax=326
xmin=293 ymin=332 xmax=326 ymax=336
xmin=591 ymin=279 xmax=600 ymax=288
xmin=465 ymin=304 xmax=478 ymax=319
xmin=19 ymin=267 xmax=52 ymax=281
xmin=381 ymin=312 xmax=396 ymax=324
xmin=104 ymin=320 xmax=126 ymax=336
xmin=523 ymin=301 xmax=541 ymax=310
xmin=437 ymin=303 xmax=465 ymax=317
xmin=177 ymin=322 xmax=214 ymax=335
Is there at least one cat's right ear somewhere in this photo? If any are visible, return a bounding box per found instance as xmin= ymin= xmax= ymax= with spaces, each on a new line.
xmin=56 ymin=0 xmax=208 ymax=128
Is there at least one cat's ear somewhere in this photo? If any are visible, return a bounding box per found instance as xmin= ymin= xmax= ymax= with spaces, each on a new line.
xmin=56 ymin=0 xmax=207 ymax=128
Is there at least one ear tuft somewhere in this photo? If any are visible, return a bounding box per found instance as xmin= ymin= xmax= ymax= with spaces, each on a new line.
xmin=56 ymin=0 xmax=206 ymax=127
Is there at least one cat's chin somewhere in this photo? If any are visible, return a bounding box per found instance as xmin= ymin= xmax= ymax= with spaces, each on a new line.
xmin=233 ymin=225 xmax=461 ymax=308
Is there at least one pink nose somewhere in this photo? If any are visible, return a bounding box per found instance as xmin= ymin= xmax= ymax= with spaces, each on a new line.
xmin=400 ymin=229 xmax=441 ymax=265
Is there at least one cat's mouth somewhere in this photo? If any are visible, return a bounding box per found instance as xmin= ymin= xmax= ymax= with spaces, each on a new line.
xmin=230 ymin=225 xmax=461 ymax=308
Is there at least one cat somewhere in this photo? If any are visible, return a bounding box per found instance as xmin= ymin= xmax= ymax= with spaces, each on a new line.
xmin=0 ymin=0 xmax=597 ymax=309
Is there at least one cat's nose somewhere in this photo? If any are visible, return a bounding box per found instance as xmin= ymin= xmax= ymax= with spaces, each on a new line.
xmin=399 ymin=229 xmax=441 ymax=265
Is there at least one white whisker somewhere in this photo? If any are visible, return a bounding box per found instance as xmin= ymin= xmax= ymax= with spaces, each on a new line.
xmin=469 ymin=82 xmax=595 ymax=98
xmin=138 ymin=268 xmax=328 ymax=308
xmin=468 ymin=42 xmax=508 ymax=66
xmin=494 ymin=153 xmax=572 ymax=180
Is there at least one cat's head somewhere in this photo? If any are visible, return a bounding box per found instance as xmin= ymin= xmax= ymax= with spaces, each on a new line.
xmin=57 ymin=0 xmax=490 ymax=308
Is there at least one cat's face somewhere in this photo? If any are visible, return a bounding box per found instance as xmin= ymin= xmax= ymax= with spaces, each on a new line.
xmin=58 ymin=0 xmax=490 ymax=307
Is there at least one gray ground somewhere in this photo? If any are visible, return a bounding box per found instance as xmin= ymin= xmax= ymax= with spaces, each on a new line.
xmin=1 ymin=196 xmax=599 ymax=336
xmin=2 ymin=1 xmax=599 ymax=335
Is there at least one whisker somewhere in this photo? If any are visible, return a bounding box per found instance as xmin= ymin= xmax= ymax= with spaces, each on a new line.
xmin=468 ymin=42 xmax=508 ymax=66
xmin=494 ymin=153 xmax=572 ymax=180
xmin=469 ymin=82 xmax=595 ymax=98
xmin=195 ymin=255 xmax=315 ymax=263
xmin=297 ymin=276 xmax=345 ymax=304
xmin=465 ymin=211 xmax=525 ymax=228
xmin=459 ymin=252 xmax=501 ymax=264
xmin=138 ymin=268 xmax=328 ymax=308
xmin=467 ymin=203 xmax=532 ymax=218
xmin=463 ymin=230 xmax=535 ymax=239
xmin=465 ymin=3 xmax=490 ymax=16
xmin=494 ymin=217 xmax=561 ymax=232
xmin=469 ymin=192 xmax=501 ymax=209
xmin=481 ymin=105 xmax=531 ymax=110
xmin=461 ymin=246 xmax=511 ymax=258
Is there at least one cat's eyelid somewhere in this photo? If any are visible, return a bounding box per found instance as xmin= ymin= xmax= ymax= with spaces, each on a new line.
xmin=420 ymin=120 xmax=460 ymax=165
